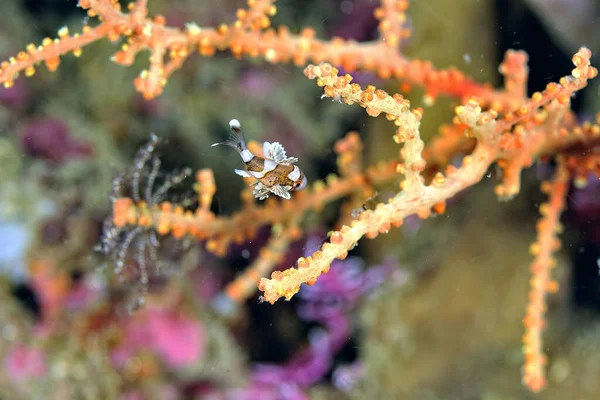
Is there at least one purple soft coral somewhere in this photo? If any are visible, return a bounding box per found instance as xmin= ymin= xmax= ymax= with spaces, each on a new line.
xmin=20 ymin=118 xmax=93 ymax=164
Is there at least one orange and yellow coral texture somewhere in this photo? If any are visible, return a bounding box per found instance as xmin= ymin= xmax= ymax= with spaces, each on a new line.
xmin=1 ymin=0 xmax=600 ymax=398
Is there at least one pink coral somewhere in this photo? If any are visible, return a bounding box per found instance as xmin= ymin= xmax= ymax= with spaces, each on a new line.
xmin=147 ymin=309 xmax=204 ymax=367
xmin=112 ymin=307 xmax=205 ymax=369
xmin=3 ymin=345 xmax=46 ymax=382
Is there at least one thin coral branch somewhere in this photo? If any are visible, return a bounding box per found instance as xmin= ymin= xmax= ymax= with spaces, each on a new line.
xmin=222 ymin=218 xmax=302 ymax=306
xmin=420 ymin=123 xmax=475 ymax=179
xmin=335 ymin=132 xmax=375 ymax=226
xmin=482 ymin=48 xmax=596 ymax=198
xmin=0 ymin=25 xmax=109 ymax=87
xmin=374 ymin=0 xmax=411 ymax=48
xmin=305 ymin=63 xmax=427 ymax=191
xmin=193 ymin=169 xmax=216 ymax=213
xmin=498 ymin=49 xmax=529 ymax=101
xmin=522 ymin=160 xmax=570 ymax=393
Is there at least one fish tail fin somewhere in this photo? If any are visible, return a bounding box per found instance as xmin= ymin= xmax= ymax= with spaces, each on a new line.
xmin=211 ymin=119 xmax=247 ymax=152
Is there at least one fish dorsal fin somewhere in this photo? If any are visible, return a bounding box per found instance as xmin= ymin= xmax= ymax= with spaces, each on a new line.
xmin=234 ymin=169 xmax=252 ymax=178
xmin=262 ymin=142 xmax=272 ymax=158
xmin=265 ymin=142 xmax=298 ymax=164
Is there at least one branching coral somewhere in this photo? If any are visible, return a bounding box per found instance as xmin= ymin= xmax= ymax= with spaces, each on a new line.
xmin=0 ymin=0 xmax=549 ymax=108
xmin=258 ymin=51 xmax=598 ymax=391
xmin=109 ymin=130 xmax=398 ymax=304
xmin=2 ymin=0 xmax=600 ymax=393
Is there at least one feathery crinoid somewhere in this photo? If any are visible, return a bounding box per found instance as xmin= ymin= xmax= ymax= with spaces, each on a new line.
xmin=99 ymin=134 xmax=194 ymax=313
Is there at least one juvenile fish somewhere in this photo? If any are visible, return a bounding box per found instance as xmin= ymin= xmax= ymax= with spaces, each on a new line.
xmin=211 ymin=119 xmax=307 ymax=200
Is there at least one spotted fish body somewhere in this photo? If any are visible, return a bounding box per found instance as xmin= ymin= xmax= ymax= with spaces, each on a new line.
xmin=211 ymin=119 xmax=307 ymax=200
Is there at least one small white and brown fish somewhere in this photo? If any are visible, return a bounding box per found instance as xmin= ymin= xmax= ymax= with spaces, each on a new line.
xmin=211 ymin=119 xmax=307 ymax=200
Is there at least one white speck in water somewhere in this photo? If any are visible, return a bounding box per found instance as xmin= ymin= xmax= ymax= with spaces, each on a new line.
xmin=241 ymin=249 xmax=250 ymax=259
xmin=463 ymin=53 xmax=471 ymax=64
xmin=340 ymin=0 xmax=354 ymax=14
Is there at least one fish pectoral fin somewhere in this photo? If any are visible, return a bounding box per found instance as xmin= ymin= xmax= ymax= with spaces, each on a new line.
xmin=234 ymin=169 xmax=252 ymax=178
xmin=252 ymin=182 xmax=271 ymax=200
xmin=269 ymin=185 xmax=292 ymax=200
xmin=265 ymin=142 xmax=290 ymax=163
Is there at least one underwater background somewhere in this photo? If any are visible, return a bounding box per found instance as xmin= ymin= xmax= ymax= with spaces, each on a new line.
xmin=0 ymin=0 xmax=599 ymax=399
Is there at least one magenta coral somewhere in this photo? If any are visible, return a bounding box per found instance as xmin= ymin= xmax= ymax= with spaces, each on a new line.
xmin=3 ymin=345 xmax=47 ymax=382
xmin=112 ymin=307 xmax=205 ymax=369
xmin=20 ymin=118 xmax=93 ymax=163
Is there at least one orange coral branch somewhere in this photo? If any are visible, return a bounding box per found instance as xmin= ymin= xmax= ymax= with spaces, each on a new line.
xmin=257 ymin=98 xmax=500 ymax=303
xmin=223 ymin=218 xmax=302 ymax=306
xmin=193 ymin=169 xmax=216 ymax=212
xmin=305 ymin=63 xmax=426 ymax=191
xmin=335 ymin=132 xmax=376 ymax=226
xmin=0 ymin=24 xmax=110 ymax=87
xmin=522 ymin=161 xmax=570 ymax=393
xmin=421 ymin=123 xmax=475 ymax=179
xmin=111 ymin=133 xmax=399 ymax=256
xmin=1 ymin=0 xmax=539 ymax=108
xmin=258 ymin=46 xmax=596 ymax=304
xmin=498 ymin=49 xmax=529 ymax=100
xmin=374 ymin=0 xmax=411 ymax=48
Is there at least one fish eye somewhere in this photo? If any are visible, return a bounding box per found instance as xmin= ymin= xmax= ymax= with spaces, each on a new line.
xmin=296 ymin=175 xmax=307 ymax=190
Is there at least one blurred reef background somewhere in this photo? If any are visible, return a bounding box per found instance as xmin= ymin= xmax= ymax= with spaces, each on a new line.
xmin=0 ymin=0 xmax=599 ymax=399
